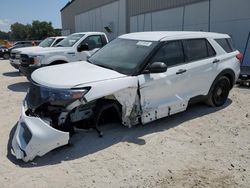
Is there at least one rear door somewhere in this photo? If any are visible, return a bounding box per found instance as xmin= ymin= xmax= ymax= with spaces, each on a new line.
xmin=138 ymin=40 xmax=189 ymax=124
xmin=182 ymin=38 xmax=218 ymax=97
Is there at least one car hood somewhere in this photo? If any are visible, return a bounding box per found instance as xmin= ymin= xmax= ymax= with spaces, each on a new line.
xmin=27 ymin=47 xmax=72 ymax=55
xmin=12 ymin=46 xmax=43 ymax=54
xmin=31 ymin=61 xmax=127 ymax=89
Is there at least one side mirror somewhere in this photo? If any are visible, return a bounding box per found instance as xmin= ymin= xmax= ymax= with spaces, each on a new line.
xmin=77 ymin=43 xmax=89 ymax=52
xmin=145 ymin=62 xmax=167 ymax=74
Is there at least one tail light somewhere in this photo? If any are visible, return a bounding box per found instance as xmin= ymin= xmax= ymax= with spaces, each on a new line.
xmin=236 ymin=53 xmax=243 ymax=63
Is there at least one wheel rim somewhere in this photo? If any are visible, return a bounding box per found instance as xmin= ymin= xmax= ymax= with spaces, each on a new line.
xmin=213 ymin=79 xmax=230 ymax=106
xmin=3 ymin=54 xmax=9 ymax=59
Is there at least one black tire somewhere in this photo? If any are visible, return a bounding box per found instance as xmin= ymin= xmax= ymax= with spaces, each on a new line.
xmin=206 ymin=76 xmax=231 ymax=107
xmin=3 ymin=53 xmax=10 ymax=59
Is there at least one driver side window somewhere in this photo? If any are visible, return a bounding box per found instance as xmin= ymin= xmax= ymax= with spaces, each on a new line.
xmin=80 ymin=35 xmax=103 ymax=51
xmin=151 ymin=41 xmax=185 ymax=67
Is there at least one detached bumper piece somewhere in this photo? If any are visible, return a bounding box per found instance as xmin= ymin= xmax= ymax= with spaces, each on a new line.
xmin=11 ymin=103 xmax=70 ymax=162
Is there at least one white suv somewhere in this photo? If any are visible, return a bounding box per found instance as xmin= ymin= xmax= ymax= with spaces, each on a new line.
xmin=12 ymin=31 xmax=241 ymax=161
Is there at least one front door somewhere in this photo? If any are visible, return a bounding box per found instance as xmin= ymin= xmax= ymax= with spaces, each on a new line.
xmin=138 ymin=40 xmax=189 ymax=124
xmin=76 ymin=35 xmax=104 ymax=61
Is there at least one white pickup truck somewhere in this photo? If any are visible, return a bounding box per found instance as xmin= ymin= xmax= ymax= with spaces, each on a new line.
xmin=19 ymin=32 xmax=109 ymax=78
xmin=10 ymin=36 xmax=66 ymax=69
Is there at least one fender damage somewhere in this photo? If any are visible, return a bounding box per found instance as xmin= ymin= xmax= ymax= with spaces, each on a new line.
xmin=11 ymin=80 xmax=141 ymax=162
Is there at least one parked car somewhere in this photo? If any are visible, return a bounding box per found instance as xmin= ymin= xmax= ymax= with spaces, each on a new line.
xmin=0 ymin=41 xmax=36 ymax=59
xmin=0 ymin=45 xmax=7 ymax=58
xmin=10 ymin=36 xmax=66 ymax=69
xmin=19 ymin=32 xmax=108 ymax=78
xmin=12 ymin=31 xmax=241 ymax=162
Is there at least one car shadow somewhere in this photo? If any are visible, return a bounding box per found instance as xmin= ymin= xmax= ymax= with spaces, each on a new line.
xmin=7 ymin=82 xmax=30 ymax=92
xmin=7 ymin=99 xmax=232 ymax=168
xmin=2 ymin=71 xmax=21 ymax=77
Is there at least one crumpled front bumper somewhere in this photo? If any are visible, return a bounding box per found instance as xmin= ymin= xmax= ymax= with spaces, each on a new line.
xmin=11 ymin=101 xmax=70 ymax=162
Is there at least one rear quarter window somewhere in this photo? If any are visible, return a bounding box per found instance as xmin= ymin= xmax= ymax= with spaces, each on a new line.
xmin=215 ymin=38 xmax=235 ymax=53
xmin=183 ymin=39 xmax=215 ymax=62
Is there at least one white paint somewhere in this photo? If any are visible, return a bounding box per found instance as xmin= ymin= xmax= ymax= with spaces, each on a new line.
xmin=22 ymin=32 xmax=108 ymax=67
xmin=11 ymin=102 xmax=70 ymax=162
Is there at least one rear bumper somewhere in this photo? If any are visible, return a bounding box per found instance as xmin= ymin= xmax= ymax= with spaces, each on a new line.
xmin=11 ymin=101 xmax=70 ymax=162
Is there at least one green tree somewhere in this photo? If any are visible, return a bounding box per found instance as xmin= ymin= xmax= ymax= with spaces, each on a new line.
xmin=29 ymin=21 xmax=55 ymax=40
xmin=10 ymin=22 xmax=30 ymax=40
xmin=0 ymin=30 xmax=10 ymax=40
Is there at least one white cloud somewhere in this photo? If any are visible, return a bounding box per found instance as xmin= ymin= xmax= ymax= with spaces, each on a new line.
xmin=0 ymin=19 xmax=11 ymax=32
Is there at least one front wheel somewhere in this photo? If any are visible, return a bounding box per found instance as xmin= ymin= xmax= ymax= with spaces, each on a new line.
xmin=206 ymin=76 xmax=231 ymax=107
xmin=3 ymin=53 xmax=10 ymax=59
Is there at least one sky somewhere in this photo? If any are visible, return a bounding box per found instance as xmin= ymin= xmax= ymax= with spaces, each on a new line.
xmin=0 ymin=0 xmax=70 ymax=32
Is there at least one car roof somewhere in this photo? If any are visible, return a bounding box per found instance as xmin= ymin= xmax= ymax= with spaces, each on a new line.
xmin=50 ymin=36 xmax=66 ymax=39
xmin=119 ymin=31 xmax=230 ymax=41
xmin=72 ymin=32 xmax=105 ymax=35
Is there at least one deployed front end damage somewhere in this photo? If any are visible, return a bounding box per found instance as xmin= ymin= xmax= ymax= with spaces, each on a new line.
xmin=11 ymin=101 xmax=70 ymax=162
xmin=12 ymin=81 xmax=140 ymax=162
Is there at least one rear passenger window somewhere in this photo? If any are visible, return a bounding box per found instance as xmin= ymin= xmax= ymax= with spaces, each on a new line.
xmin=215 ymin=38 xmax=235 ymax=53
xmin=151 ymin=41 xmax=184 ymax=67
xmin=183 ymin=39 xmax=214 ymax=62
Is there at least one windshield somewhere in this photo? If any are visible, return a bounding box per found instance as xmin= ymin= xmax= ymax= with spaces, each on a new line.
xmin=39 ymin=38 xmax=55 ymax=47
xmin=89 ymin=38 xmax=158 ymax=75
xmin=56 ymin=34 xmax=85 ymax=47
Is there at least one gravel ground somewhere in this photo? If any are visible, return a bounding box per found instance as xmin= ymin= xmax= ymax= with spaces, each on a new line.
xmin=0 ymin=59 xmax=249 ymax=188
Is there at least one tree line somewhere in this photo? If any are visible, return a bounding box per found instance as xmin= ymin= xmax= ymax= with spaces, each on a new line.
xmin=0 ymin=20 xmax=61 ymax=41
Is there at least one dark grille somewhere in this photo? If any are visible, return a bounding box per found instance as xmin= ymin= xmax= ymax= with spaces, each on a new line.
xmin=20 ymin=54 xmax=33 ymax=65
xmin=10 ymin=53 xmax=16 ymax=59
xmin=21 ymin=122 xmax=32 ymax=145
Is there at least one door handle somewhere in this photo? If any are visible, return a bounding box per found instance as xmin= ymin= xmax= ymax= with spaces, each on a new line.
xmin=176 ymin=69 xmax=187 ymax=75
xmin=213 ymin=59 xmax=220 ymax=64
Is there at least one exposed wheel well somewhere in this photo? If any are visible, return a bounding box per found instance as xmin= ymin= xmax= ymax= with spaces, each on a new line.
xmin=50 ymin=60 xmax=68 ymax=66
xmin=94 ymin=99 xmax=122 ymax=125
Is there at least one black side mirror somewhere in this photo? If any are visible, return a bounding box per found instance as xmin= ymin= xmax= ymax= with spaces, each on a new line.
xmin=145 ymin=62 xmax=167 ymax=74
xmin=77 ymin=43 xmax=89 ymax=52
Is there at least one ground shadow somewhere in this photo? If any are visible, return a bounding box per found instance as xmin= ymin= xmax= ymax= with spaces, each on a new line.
xmin=7 ymin=82 xmax=30 ymax=92
xmin=7 ymin=99 xmax=232 ymax=168
xmin=2 ymin=71 xmax=21 ymax=77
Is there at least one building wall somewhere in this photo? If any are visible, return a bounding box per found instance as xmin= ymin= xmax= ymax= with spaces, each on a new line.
xmin=74 ymin=0 xmax=126 ymax=40
xmin=61 ymin=0 xmax=117 ymax=34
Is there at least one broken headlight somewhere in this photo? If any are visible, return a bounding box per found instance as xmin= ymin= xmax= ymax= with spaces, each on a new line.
xmin=40 ymin=87 xmax=90 ymax=101
xmin=26 ymin=82 xmax=90 ymax=109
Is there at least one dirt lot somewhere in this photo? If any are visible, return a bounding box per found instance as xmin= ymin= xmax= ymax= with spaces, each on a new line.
xmin=0 ymin=59 xmax=249 ymax=188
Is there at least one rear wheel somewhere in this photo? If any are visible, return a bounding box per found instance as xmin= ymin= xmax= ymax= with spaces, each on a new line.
xmin=206 ymin=76 xmax=231 ymax=107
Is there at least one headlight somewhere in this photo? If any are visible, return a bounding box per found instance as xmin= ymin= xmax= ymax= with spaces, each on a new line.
xmin=30 ymin=55 xmax=44 ymax=66
xmin=40 ymin=87 xmax=90 ymax=101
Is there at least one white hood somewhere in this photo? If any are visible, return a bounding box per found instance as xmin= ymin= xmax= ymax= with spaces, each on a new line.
xmin=27 ymin=47 xmax=72 ymax=55
xmin=31 ymin=61 xmax=127 ymax=89
xmin=12 ymin=46 xmax=43 ymax=54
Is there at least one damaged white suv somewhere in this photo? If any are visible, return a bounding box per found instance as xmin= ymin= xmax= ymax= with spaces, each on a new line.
xmin=12 ymin=32 xmax=241 ymax=161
